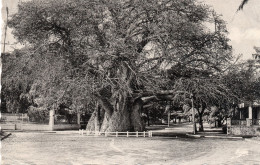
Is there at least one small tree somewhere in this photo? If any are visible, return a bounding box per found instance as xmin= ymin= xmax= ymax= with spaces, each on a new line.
xmin=172 ymin=77 xmax=235 ymax=131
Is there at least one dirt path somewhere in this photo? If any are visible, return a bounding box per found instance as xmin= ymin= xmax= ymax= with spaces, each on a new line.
xmin=1 ymin=132 xmax=260 ymax=165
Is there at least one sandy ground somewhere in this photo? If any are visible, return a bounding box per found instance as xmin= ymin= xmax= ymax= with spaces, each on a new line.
xmin=1 ymin=131 xmax=260 ymax=165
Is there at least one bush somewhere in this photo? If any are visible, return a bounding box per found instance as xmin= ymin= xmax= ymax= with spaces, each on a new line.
xmin=27 ymin=106 xmax=49 ymax=123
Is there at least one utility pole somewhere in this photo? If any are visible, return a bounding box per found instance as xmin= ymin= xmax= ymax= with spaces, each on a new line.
xmin=3 ymin=7 xmax=9 ymax=53
xmin=191 ymin=93 xmax=196 ymax=134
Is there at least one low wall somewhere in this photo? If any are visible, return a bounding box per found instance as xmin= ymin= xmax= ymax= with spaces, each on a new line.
xmin=0 ymin=123 xmax=80 ymax=131
xmin=1 ymin=124 xmax=16 ymax=130
xmin=53 ymin=124 xmax=80 ymax=130
xmin=21 ymin=124 xmax=51 ymax=131
xmin=228 ymin=125 xmax=260 ymax=136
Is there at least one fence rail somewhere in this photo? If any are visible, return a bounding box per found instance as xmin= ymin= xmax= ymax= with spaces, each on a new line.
xmin=79 ymin=130 xmax=153 ymax=137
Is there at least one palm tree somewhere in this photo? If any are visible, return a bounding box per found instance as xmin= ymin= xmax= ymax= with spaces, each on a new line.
xmin=238 ymin=0 xmax=249 ymax=11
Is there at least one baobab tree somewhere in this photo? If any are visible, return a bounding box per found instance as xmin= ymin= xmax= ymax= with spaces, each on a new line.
xmin=8 ymin=0 xmax=233 ymax=132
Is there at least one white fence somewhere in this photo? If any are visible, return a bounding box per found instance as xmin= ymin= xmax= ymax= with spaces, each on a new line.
xmin=79 ymin=130 xmax=153 ymax=137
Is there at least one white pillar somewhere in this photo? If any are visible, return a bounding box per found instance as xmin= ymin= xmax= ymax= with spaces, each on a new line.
xmin=77 ymin=112 xmax=81 ymax=125
xmin=248 ymin=106 xmax=253 ymax=119
xmin=227 ymin=118 xmax=231 ymax=126
xmin=49 ymin=109 xmax=55 ymax=131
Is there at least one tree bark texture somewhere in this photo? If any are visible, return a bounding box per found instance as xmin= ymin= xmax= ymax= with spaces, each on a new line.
xmin=86 ymin=93 xmax=145 ymax=132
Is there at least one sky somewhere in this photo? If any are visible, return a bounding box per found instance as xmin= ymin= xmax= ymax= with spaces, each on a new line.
xmin=1 ymin=0 xmax=260 ymax=60
xmin=204 ymin=0 xmax=260 ymax=60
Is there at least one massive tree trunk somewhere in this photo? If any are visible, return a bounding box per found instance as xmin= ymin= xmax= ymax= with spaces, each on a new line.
xmin=86 ymin=108 xmax=97 ymax=131
xmin=86 ymin=92 xmax=145 ymax=132
xmin=86 ymin=87 xmax=182 ymax=132
xmin=130 ymin=99 xmax=145 ymax=131
xmin=86 ymin=59 xmax=148 ymax=132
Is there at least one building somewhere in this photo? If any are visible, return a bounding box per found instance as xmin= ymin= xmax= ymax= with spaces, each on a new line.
xmin=227 ymin=101 xmax=260 ymax=135
xmin=227 ymin=49 xmax=260 ymax=135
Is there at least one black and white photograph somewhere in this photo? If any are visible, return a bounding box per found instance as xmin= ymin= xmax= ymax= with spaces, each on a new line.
xmin=1 ymin=0 xmax=260 ymax=164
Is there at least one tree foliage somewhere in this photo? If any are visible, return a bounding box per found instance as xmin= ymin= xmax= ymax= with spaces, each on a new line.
xmin=224 ymin=49 xmax=260 ymax=103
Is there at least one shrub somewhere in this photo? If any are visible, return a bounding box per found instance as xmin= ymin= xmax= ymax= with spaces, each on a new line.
xmin=27 ymin=106 xmax=49 ymax=123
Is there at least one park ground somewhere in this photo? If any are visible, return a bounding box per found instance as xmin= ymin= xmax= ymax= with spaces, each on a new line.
xmin=1 ymin=124 xmax=260 ymax=165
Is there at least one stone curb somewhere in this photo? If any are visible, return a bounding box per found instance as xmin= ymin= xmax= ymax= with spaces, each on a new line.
xmin=186 ymin=133 xmax=243 ymax=139
xmin=3 ymin=130 xmax=80 ymax=134
xmin=204 ymin=135 xmax=243 ymax=139
xmin=47 ymin=131 xmax=80 ymax=134
xmin=186 ymin=134 xmax=203 ymax=138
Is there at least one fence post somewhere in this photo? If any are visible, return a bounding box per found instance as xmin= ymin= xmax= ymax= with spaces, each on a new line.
xmin=127 ymin=131 xmax=129 ymax=137
xmin=150 ymin=131 xmax=153 ymax=137
xmin=143 ymin=131 xmax=145 ymax=137
xmin=136 ymin=131 xmax=138 ymax=137
xmin=105 ymin=132 xmax=107 ymax=137
xmin=116 ymin=131 xmax=118 ymax=137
